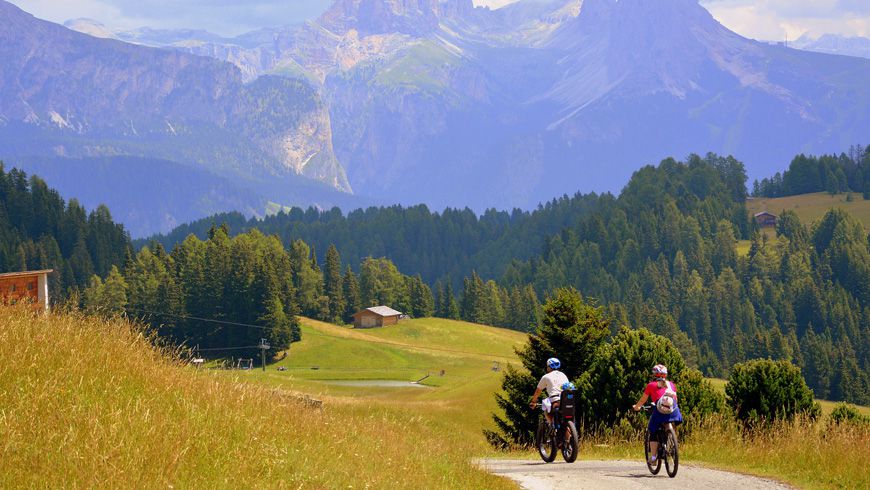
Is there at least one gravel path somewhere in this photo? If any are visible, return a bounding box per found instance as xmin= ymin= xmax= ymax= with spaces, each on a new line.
xmin=477 ymin=459 xmax=793 ymax=489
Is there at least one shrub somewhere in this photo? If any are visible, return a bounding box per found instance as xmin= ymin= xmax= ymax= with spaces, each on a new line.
xmin=578 ymin=327 xmax=687 ymax=430
xmin=829 ymin=403 xmax=869 ymax=426
xmin=677 ymin=368 xmax=726 ymax=418
xmin=726 ymin=359 xmax=820 ymax=424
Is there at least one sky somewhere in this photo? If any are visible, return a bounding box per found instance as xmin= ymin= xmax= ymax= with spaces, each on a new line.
xmin=7 ymin=0 xmax=870 ymax=40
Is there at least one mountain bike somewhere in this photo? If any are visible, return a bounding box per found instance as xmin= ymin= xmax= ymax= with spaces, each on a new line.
xmin=532 ymin=390 xmax=579 ymax=463
xmin=641 ymin=404 xmax=678 ymax=477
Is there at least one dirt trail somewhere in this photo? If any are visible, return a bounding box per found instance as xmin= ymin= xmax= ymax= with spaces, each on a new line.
xmin=477 ymin=459 xmax=792 ymax=489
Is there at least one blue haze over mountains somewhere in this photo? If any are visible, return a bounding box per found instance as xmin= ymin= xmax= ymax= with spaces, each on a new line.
xmin=2 ymin=0 xmax=870 ymax=237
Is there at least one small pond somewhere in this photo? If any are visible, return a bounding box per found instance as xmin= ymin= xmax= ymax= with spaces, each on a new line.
xmin=322 ymin=380 xmax=433 ymax=388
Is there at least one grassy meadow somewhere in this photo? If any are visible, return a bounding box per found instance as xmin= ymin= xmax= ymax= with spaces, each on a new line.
xmin=228 ymin=317 xmax=527 ymax=449
xmin=0 ymin=308 xmax=514 ymax=489
xmin=3 ymin=307 xmax=869 ymax=489
xmin=737 ymin=191 xmax=870 ymax=256
xmin=747 ymin=192 xmax=870 ymax=228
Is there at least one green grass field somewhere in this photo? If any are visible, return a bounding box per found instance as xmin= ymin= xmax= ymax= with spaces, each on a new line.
xmin=238 ymin=319 xmax=870 ymax=488
xmin=232 ymin=317 xmax=527 ymax=443
xmin=748 ymin=192 xmax=870 ymax=228
xmin=737 ymin=191 xmax=869 ymax=256
xmin=1 ymin=309 xmax=515 ymax=488
xmin=5 ymin=308 xmax=868 ymax=488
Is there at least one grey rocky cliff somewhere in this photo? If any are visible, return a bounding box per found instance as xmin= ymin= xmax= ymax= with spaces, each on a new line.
xmin=0 ymin=0 xmax=351 ymax=198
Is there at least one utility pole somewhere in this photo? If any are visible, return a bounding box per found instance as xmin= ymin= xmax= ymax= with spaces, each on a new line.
xmin=259 ymin=338 xmax=270 ymax=372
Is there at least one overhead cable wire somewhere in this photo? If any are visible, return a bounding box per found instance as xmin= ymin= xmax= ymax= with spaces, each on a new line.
xmin=124 ymin=308 xmax=516 ymax=361
xmin=125 ymin=308 xmax=271 ymax=330
xmin=194 ymin=345 xmax=262 ymax=352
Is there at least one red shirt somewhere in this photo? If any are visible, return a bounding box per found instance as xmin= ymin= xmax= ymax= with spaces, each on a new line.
xmin=644 ymin=380 xmax=677 ymax=402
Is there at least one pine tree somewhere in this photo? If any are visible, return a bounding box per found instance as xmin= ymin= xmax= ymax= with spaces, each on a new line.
xmin=486 ymin=288 xmax=609 ymax=447
xmin=342 ymin=266 xmax=361 ymax=323
xmin=409 ymin=274 xmax=434 ymax=318
xmin=434 ymin=280 xmax=445 ymax=317
xmin=445 ymin=280 xmax=460 ymax=320
xmin=324 ymin=245 xmax=345 ymax=323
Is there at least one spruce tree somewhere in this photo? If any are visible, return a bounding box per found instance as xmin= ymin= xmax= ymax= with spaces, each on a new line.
xmin=342 ymin=266 xmax=361 ymax=323
xmin=324 ymin=244 xmax=345 ymax=323
xmin=486 ymin=288 xmax=609 ymax=448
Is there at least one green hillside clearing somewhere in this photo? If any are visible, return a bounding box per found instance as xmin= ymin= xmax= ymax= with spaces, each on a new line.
xmin=5 ymin=308 xmax=868 ymax=488
xmin=737 ymin=192 xmax=870 ymax=256
xmin=231 ymin=317 xmax=527 ymax=438
xmin=748 ymin=192 xmax=870 ymax=229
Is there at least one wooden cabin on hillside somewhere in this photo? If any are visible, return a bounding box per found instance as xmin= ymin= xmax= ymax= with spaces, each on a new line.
xmin=0 ymin=269 xmax=53 ymax=312
xmin=352 ymin=306 xmax=403 ymax=328
xmin=754 ymin=211 xmax=778 ymax=228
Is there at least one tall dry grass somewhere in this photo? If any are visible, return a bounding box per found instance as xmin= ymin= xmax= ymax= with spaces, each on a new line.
xmin=573 ymin=413 xmax=870 ymax=489
xmin=0 ymin=307 xmax=512 ymax=488
xmin=681 ymin=416 xmax=870 ymax=489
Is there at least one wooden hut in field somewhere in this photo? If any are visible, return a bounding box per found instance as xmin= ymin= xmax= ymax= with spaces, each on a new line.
xmin=754 ymin=211 xmax=778 ymax=228
xmin=352 ymin=306 xmax=403 ymax=328
xmin=0 ymin=269 xmax=53 ymax=312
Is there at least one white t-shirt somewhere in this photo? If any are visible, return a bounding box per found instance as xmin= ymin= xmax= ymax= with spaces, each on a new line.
xmin=537 ymin=370 xmax=570 ymax=400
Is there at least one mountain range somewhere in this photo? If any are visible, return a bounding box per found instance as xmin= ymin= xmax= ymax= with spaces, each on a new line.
xmin=791 ymin=33 xmax=870 ymax=60
xmin=1 ymin=0 xmax=358 ymax=236
xmin=4 ymin=0 xmax=870 ymax=235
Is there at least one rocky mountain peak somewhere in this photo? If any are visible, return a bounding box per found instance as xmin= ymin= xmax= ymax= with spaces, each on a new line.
xmin=318 ymin=0 xmax=474 ymax=36
xmin=63 ymin=18 xmax=118 ymax=39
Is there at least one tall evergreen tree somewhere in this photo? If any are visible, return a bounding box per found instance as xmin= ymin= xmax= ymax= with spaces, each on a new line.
xmin=342 ymin=266 xmax=361 ymax=323
xmin=324 ymin=244 xmax=345 ymax=323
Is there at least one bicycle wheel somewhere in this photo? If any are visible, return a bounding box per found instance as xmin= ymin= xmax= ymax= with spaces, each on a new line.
xmin=535 ymin=420 xmax=557 ymax=463
xmin=644 ymin=430 xmax=661 ymax=475
xmin=664 ymin=425 xmax=679 ymax=478
xmin=561 ymin=421 xmax=579 ymax=463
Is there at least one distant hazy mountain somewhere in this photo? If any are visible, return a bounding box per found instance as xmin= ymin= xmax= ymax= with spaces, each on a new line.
xmin=0 ymin=1 xmax=354 ymax=224
xmin=792 ymin=33 xmax=870 ymax=60
xmin=9 ymin=156 xmax=266 ymax=237
xmin=62 ymin=18 xmax=118 ymax=39
xmin=88 ymin=0 xmax=870 ymax=212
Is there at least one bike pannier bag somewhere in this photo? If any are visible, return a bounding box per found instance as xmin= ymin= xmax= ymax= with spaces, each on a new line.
xmin=560 ymin=390 xmax=576 ymax=419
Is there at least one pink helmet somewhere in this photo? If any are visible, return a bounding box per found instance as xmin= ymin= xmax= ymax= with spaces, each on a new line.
xmin=652 ymin=364 xmax=668 ymax=379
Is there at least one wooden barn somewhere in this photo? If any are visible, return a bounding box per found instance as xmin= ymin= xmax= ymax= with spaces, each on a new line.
xmin=754 ymin=211 xmax=778 ymax=228
xmin=0 ymin=269 xmax=53 ymax=312
xmin=352 ymin=306 xmax=403 ymax=328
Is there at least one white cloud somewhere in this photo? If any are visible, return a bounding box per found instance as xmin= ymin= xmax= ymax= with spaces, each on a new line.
xmin=700 ymin=0 xmax=870 ymax=39
xmin=8 ymin=0 xmax=870 ymax=40
xmin=473 ymin=0 xmax=521 ymax=8
xmin=8 ymin=0 xmax=333 ymax=35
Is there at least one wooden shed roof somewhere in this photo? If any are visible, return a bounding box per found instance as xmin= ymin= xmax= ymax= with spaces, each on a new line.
xmin=0 ymin=269 xmax=54 ymax=279
xmin=354 ymin=306 xmax=403 ymax=317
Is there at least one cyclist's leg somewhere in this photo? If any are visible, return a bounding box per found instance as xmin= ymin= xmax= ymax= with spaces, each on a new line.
xmin=542 ymin=397 xmax=554 ymax=426
xmin=647 ymin=415 xmax=659 ymax=460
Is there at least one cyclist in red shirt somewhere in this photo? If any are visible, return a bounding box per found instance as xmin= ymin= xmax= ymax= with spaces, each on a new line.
xmin=632 ymin=364 xmax=683 ymax=464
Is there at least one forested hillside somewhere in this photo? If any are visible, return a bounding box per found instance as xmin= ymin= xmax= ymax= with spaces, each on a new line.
xmin=147 ymin=194 xmax=602 ymax=284
xmin=84 ymin=229 xmax=439 ymax=357
xmin=753 ymin=144 xmax=870 ymax=197
xmin=496 ymin=155 xmax=870 ymax=404
xmin=0 ymin=163 xmax=131 ymax=295
xmin=8 ymin=151 xmax=868 ymax=404
xmin=0 ymin=163 xmax=439 ymax=358
xmin=152 ymin=152 xmax=870 ymax=404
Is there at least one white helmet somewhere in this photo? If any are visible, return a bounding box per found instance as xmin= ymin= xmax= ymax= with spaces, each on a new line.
xmin=652 ymin=364 xmax=668 ymax=379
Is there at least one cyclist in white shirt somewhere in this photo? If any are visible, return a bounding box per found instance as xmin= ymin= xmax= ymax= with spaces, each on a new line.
xmin=529 ymin=357 xmax=570 ymax=425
